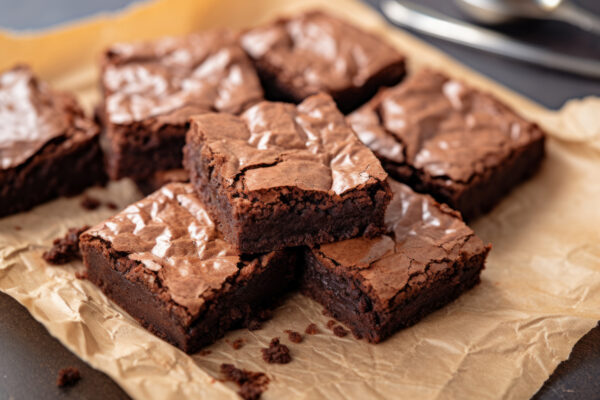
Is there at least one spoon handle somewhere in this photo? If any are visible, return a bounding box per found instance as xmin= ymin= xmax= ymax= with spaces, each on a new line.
xmin=380 ymin=0 xmax=600 ymax=79
xmin=554 ymin=2 xmax=600 ymax=36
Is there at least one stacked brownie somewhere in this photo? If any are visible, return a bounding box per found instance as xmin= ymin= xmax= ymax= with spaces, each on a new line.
xmin=76 ymin=11 xmax=548 ymax=354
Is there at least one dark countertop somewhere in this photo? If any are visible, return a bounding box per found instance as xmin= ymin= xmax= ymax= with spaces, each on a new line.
xmin=1 ymin=1 xmax=599 ymax=399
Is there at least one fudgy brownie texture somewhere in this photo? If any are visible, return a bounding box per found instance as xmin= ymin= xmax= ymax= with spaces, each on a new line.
xmin=301 ymin=180 xmax=490 ymax=343
xmin=184 ymin=93 xmax=391 ymax=254
xmin=241 ymin=11 xmax=405 ymax=114
xmin=100 ymin=30 xmax=264 ymax=181
xmin=348 ymin=69 xmax=545 ymax=220
xmin=0 ymin=66 xmax=106 ymax=217
xmin=80 ymin=183 xmax=297 ymax=353
xmin=43 ymin=225 xmax=90 ymax=265
xmin=134 ymin=168 xmax=189 ymax=196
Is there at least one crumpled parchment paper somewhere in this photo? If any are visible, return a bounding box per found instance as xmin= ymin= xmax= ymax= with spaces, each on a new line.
xmin=1 ymin=0 xmax=599 ymax=399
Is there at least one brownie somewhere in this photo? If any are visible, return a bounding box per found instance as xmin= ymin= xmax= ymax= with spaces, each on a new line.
xmin=100 ymin=30 xmax=264 ymax=181
xmin=241 ymin=11 xmax=405 ymax=113
xmin=184 ymin=93 xmax=391 ymax=254
xmin=80 ymin=183 xmax=297 ymax=353
xmin=0 ymin=66 xmax=106 ymax=217
xmin=134 ymin=168 xmax=189 ymax=195
xmin=301 ymin=179 xmax=491 ymax=343
xmin=347 ymin=69 xmax=545 ymax=220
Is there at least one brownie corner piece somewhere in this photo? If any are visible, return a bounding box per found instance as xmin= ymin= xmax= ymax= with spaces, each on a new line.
xmin=0 ymin=65 xmax=106 ymax=218
xmin=241 ymin=10 xmax=405 ymax=113
xmin=301 ymin=179 xmax=490 ymax=343
xmin=100 ymin=29 xmax=264 ymax=181
xmin=348 ymin=69 xmax=545 ymax=220
xmin=80 ymin=183 xmax=297 ymax=353
xmin=184 ymin=92 xmax=391 ymax=254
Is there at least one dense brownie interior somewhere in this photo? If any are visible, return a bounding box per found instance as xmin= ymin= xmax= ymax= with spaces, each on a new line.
xmin=0 ymin=66 xmax=106 ymax=217
xmin=184 ymin=93 xmax=391 ymax=254
xmin=80 ymin=183 xmax=297 ymax=353
xmin=301 ymin=180 xmax=490 ymax=342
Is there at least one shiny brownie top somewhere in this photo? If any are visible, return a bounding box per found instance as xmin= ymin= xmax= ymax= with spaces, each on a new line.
xmin=241 ymin=11 xmax=404 ymax=98
xmin=314 ymin=179 xmax=490 ymax=308
xmin=348 ymin=69 xmax=545 ymax=183
xmin=82 ymin=183 xmax=280 ymax=316
xmin=186 ymin=93 xmax=388 ymax=195
xmin=0 ymin=66 xmax=97 ymax=169
xmin=102 ymin=29 xmax=264 ymax=126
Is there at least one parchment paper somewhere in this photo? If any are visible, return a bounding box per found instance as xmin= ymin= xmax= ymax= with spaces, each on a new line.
xmin=1 ymin=1 xmax=599 ymax=399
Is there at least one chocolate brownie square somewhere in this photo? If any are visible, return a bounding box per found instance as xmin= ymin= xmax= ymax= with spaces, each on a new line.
xmin=184 ymin=93 xmax=391 ymax=254
xmin=301 ymin=179 xmax=490 ymax=343
xmin=80 ymin=183 xmax=297 ymax=353
xmin=0 ymin=66 xmax=106 ymax=217
xmin=348 ymin=69 xmax=545 ymax=220
xmin=241 ymin=11 xmax=405 ymax=113
xmin=100 ymin=30 xmax=264 ymax=181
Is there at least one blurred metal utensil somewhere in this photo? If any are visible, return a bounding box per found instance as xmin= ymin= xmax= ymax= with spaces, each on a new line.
xmin=455 ymin=0 xmax=600 ymax=35
xmin=379 ymin=0 xmax=600 ymax=78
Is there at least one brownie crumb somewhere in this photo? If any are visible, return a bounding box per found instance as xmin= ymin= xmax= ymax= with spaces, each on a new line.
xmin=261 ymin=338 xmax=291 ymax=364
xmin=14 ymin=225 xmax=22 ymax=231
xmin=80 ymin=195 xmax=101 ymax=210
xmin=56 ymin=367 xmax=81 ymax=388
xmin=305 ymin=323 xmax=319 ymax=335
xmin=232 ymin=338 xmax=245 ymax=350
xmin=75 ymin=270 xmax=88 ymax=280
xmin=198 ymin=349 xmax=212 ymax=356
xmin=106 ymin=201 xmax=118 ymax=210
xmin=326 ymin=320 xmax=337 ymax=330
xmin=284 ymin=330 xmax=303 ymax=343
xmin=42 ymin=226 xmax=90 ymax=265
xmin=333 ymin=326 xmax=348 ymax=338
xmin=247 ymin=319 xmax=262 ymax=331
xmin=220 ymin=363 xmax=269 ymax=400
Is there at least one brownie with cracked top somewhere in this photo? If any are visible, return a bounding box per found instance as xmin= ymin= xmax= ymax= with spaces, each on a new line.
xmin=0 ymin=66 xmax=106 ymax=217
xmin=80 ymin=183 xmax=297 ymax=353
xmin=184 ymin=92 xmax=391 ymax=254
xmin=301 ymin=179 xmax=490 ymax=343
xmin=348 ymin=69 xmax=545 ymax=220
xmin=241 ymin=11 xmax=405 ymax=113
xmin=100 ymin=30 xmax=264 ymax=181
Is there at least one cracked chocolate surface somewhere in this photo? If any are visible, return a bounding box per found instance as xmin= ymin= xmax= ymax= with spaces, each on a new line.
xmin=0 ymin=65 xmax=98 ymax=169
xmin=81 ymin=183 xmax=264 ymax=316
xmin=315 ymin=180 xmax=489 ymax=307
xmin=347 ymin=69 xmax=545 ymax=184
xmin=102 ymin=29 xmax=264 ymax=126
xmin=241 ymin=11 xmax=404 ymax=101
xmin=188 ymin=93 xmax=388 ymax=195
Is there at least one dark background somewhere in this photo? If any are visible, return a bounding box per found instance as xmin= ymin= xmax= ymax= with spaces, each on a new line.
xmin=1 ymin=0 xmax=599 ymax=399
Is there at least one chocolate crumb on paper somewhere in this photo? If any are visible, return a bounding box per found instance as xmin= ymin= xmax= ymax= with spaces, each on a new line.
xmin=220 ymin=363 xmax=269 ymax=400
xmin=198 ymin=349 xmax=212 ymax=356
xmin=284 ymin=330 xmax=303 ymax=343
xmin=232 ymin=338 xmax=245 ymax=350
xmin=56 ymin=367 xmax=81 ymax=388
xmin=261 ymin=338 xmax=291 ymax=364
xmin=333 ymin=325 xmax=348 ymax=337
xmin=42 ymin=225 xmax=90 ymax=265
xmin=80 ymin=195 xmax=101 ymax=210
xmin=305 ymin=323 xmax=319 ymax=335
xmin=326 ymin=320 xmax=337 ymax=330
xmin=106 ymin=201 xmax=118 ymax=210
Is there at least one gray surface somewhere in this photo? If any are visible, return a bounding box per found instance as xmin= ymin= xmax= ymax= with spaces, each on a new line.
xmin=0 ymin=1 xmax=599 ymax=399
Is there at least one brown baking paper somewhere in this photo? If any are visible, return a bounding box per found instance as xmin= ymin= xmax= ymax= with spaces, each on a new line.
xmin=1 ymin=1 xmax=599 ymax=399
